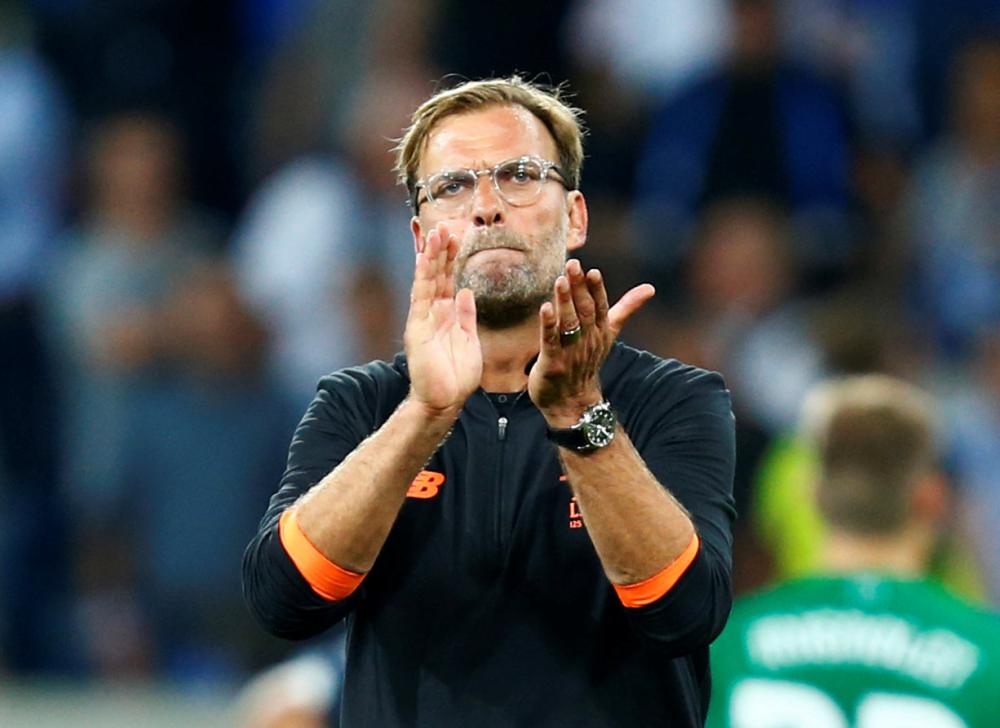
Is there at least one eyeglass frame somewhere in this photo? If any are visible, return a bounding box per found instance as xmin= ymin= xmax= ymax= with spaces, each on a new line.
xmin=409 ymin=155 xmax=574 ymax=213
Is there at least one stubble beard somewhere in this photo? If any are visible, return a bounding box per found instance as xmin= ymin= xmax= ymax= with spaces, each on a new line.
xmin=455 ymin=220 xmax=567 ymax=330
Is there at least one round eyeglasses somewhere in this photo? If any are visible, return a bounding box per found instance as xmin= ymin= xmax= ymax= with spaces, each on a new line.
xmin=412 ymin=155 xmax=571 ymax=214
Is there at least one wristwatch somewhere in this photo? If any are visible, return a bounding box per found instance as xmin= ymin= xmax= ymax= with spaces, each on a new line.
xmin=546 ymin=400 xmax=617 ymax=452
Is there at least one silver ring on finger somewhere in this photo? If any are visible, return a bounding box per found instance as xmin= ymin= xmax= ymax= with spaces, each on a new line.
xmin=559 ymin=324 xmax=583 ymax=345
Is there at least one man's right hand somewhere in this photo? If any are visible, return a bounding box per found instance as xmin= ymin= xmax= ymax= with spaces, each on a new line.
xmin=404 ymin=223 xmax=482 ymax=416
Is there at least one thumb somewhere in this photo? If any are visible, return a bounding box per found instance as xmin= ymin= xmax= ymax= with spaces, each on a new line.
xmin=607 ymin=284 xmax=655 ymax=336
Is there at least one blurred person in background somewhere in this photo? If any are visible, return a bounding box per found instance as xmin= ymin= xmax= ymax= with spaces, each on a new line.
xmin=26 ymin=0 xmax=245 ymax=215
xmin=626 ymin=196 xmax=824 ymax=593
xmin=671 ymin=197 xmax=823 ymax=435
xmin=741 ymin=289 xmax=986 ymax=602
xmin=241 ymin=0 xmax=430 ymax=185
xmin=780 ymin=0 xmax=924 ymax=150
xmin=906 ymin=35 xmax=1000 ymax=363
xmin=942 ymin=331 xmax=1000 ymax=607
xmin=632 ymin=0 xmax=854 ymax=287
xmin=565 ymin=0 xmax=730 ymax=102
xmin=43 ymin=111 xmax=287 ymax=682
xmin=232 ymin=69 xmax=430 ymax=415
xmin=707 ymin=375 xmax=1000 ymax=728
xmin=234 ymin=625 xmax=347 ymax=728
xmin=233 ymin=0 xmax=439 ymax=414
xmin=0 ymin=0 xmax=73 ymax=674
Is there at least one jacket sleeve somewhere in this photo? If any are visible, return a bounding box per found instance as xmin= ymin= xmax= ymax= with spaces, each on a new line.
xmin=619 ymin=361 xmax=737 ymax=655
xmin=242 ymin=368 xmax=382 ymax=640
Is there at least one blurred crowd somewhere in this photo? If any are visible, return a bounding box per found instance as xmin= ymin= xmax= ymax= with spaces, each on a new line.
xmin=1 ymin=0 xmax=999 ymax=695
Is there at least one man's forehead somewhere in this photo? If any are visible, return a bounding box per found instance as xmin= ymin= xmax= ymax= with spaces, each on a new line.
xmin=418 ymin=104 xmax=558 ymax=174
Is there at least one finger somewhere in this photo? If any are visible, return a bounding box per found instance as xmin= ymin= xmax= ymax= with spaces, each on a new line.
xmin=435 ymin=221 xmax=451 ymax=268
xmin=538 ymin=300 xmax=560 ymax=353
xmin=566 ymin=258 xmax=596 ymax=327
xmin=607 ymin=283 xmax=656 ymax=336
xmin=443 ymin=233 xmax=458 ymax=299
xmin=554 ymin=275 xmax=580 ymax=335
xmin=455 ymin=287 xmax=478 ymax=336
xmin=409 ymin=229 xmax=441 ymax=320
xmin=409 ymin=252 xmax=433 ymax=320
xmin=585 ymin=269 xmax=610 ymax=327
xmin=434 ymin=232 xmax=450 ymax=298
xmin=422 ymin=226 xmax=441 ymax=264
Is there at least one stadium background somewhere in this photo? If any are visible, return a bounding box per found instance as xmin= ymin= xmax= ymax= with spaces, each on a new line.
xmin=1 ymin=0 xmax=999 ymax=724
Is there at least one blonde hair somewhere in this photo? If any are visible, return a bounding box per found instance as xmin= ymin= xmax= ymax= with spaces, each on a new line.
xmin=801 ymin=375 xmax=937 ymax=535
xmin=394 ymin=76 xmax=585 ymax=209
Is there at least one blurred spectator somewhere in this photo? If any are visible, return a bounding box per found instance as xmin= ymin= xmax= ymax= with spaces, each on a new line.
xmin=781 ymin=0 xmax=923 ymax=150
xmin=243 ymin=0 xmax=433 ymax=185
xmin=29 ymin=0 xmax=245 ymax=214
xmin=637 ymin=197 xmax=826 ymax=435
xmin=943 ymin=332 xmax=1000 ymax=606
xmin=627 ymin=197 xmax=825 ymax=593
xmin=633 ymin=0 xmax=854 ymax=283
xmin=0 ymin=0 xmax=73 ymax=673
xmin=242 ymin=1 xmax=373 ymax=184
xmin=234 ymin=626 xmax=346 ymax=728
xmin=43 ymin=112 xmax=287 ymax=682
xmin=566 ymin=0 xmax=731 ymax=101
xmin=232 ymin=69 xmax=427 ymax=412
xmin=913 ymin=1 xmax=1000 ymax=141
xmin=906 ymin=36 xmax=1000 ymax=362
xmin=45 ymin=113 xmax=218 ymax=528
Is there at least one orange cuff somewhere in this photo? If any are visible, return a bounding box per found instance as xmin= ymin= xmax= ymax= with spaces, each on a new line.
xmin=279 ymin=509 xmax=365 ymax=601
xmin=613 ymin=533 xmax=701 ymax=608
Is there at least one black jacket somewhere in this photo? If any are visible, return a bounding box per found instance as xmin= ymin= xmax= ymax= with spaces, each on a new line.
xmin=243 ymin=342 xmax=736 ymax=727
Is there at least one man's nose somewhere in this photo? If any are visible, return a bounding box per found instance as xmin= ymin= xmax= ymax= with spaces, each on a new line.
xmin=471 ymin=173 xmax=505 ymax=227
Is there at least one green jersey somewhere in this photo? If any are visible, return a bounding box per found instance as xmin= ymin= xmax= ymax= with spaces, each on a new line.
xmin=707 ymin=574 xmax=1000 ymax=728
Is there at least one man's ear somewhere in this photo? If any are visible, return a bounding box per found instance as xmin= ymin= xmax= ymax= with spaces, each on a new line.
xmin=566 ymin=190 xmax=588 ymax=252
xmin=912 ymin=470 xmax=950 ymax=526
xmin=411 ymin=216 xmax=424 ymax=253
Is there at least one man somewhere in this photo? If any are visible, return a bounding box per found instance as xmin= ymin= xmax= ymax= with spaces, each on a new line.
xmin=243 ymin=77 xmax=736 ymax=726
xmin=707 ymin=375 xmax=1000 ymax=728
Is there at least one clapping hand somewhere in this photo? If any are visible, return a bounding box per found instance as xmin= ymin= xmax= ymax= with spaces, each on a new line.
xmin=529 ymin=258 xmax=655 ymax=426
xmin=404 ymin=222 xmax=483 ymax=416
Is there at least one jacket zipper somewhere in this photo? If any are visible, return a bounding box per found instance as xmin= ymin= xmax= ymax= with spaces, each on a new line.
xmin=480 ymin=391 xmax=522 ymax=560
xmin=494 ymin=412 xmax=508 ymax=556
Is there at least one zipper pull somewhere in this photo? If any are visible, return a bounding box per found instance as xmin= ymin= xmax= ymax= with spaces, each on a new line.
xmin=497 ymin=416 xmax=508 ymax=441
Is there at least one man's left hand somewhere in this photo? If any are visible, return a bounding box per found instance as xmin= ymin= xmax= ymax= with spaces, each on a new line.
xmin=528 ymin=259 xmax=655 ymax=427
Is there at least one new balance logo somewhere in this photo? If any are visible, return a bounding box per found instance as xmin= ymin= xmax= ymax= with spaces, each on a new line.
xmin=407 ymin=470 xmax=445 ymax=499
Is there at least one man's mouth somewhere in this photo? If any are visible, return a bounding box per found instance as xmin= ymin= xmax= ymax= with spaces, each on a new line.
xmin=468 ymin=246 xmax=526 ymax=257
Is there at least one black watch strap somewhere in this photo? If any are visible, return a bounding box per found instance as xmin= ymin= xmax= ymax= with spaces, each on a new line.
xmin=545 ymin=400 xmax=617 ymax=452
xmin=545 ymin=424 xmax=594 ymax=451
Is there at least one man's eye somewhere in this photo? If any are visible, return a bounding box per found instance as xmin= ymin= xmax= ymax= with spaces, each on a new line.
xmin=500 ymin=163 xmax=541 ymax=185
xmin=432 ymin=176 xmax=471 ymax=198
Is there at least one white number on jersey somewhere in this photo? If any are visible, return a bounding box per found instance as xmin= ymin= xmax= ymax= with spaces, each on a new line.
xmin=728 ymin=678 xmax=968 ymax=728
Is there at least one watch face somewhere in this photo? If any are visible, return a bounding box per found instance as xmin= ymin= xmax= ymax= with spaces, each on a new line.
xmin=582 ymin=404 xmax=616 ymax=448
